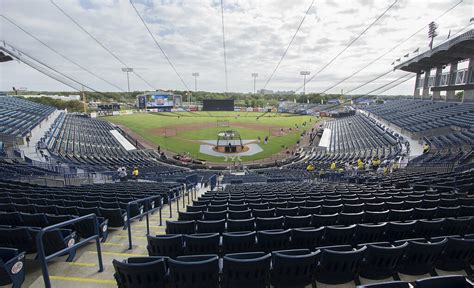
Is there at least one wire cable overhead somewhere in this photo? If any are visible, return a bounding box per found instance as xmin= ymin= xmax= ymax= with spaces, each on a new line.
xmin=295 ymin=0 xmax=399 ymax=93
xmin=50 ymin=0 xmax=157 ymax=91
xmin=130 ymin=0 xmax=190 ymax=91
xmin=318 ymin=0 xmax=463 ymax=94
xmin=220 ymin=0 xmax=228 ymax=93
xmin=1 ymin=15 xmax=126 ymax=92
xmin=262 ymin=0 xmax=315 ymax=89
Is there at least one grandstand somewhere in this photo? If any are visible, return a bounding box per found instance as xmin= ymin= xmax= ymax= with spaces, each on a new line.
xmin=1 ymin=2 xmax=474 ymax=287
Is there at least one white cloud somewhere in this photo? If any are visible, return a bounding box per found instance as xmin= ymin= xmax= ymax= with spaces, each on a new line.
xmin=0 ymin=0 xmax=473 ymax=95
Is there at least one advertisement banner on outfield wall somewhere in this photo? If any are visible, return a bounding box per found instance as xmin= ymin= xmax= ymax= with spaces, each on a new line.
xmin=90 ymin=112 xmax=97 ymax=118
xmin=112 ymin=111 xmax=120 ymax=116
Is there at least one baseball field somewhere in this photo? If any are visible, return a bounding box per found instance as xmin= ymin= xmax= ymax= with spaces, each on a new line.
xmin=104 ymin=111 xmax=317 ymax=163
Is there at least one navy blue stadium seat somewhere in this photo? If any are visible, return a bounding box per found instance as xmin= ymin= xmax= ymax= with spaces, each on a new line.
xmin=291 ymin=227 xmax=325 ymax=249
xmin=285 ymin=215 xmax=312 ymax=229
xmin=221 ymin=252 xmax=271 ymax=288
xmin=270 ymin=249 xmax=318 ymax=288
xmin=256 ymin=216 xmax=284 ymax=230
xmin=415 ymin=275 xmax=473 ymax=288
xmin=196 ymin=219 xmax=225 ymax=234
xmin=179 ymin=211 xmax=203 ymax=221
xmin=113 ymin=256 xmax=167 ymax=288
xmin=397 ymin=238 xmax=447 ymax=276
xmin=183 ymin=233 xmax=220 ymax=255
xmin=323 ymin=225 xmax=356 ymax=246
xmin=356 ymin=281 xmax=410 ymax=288
xmin=252 ymin=208 xmax=275 ymax=218
xmin=359 ymin=242 xmax=407 ymax=280
xmin=315 ymin=246 xmax=366 ymax=285
xmin=435 ymin=237 xmax=474 ymax=271
xmin=353 ymin=223 xmax=386 ymax=245
xmin=166 ymin=220 xmax=195 ymax=235
xmin=169 ymin=255 xmax=219 ymax=288
xmin=257 ymin=229 xmax=291 ymax=253
xmin=222 ymin=231 xmax=256 ymax=254
xmin=147 ymin=234 xmax=183 ymax=257
xmin=227 ymin=218 xmax=255 ymax=232
xmin=0 ymin=248 xmax=25 ymax=288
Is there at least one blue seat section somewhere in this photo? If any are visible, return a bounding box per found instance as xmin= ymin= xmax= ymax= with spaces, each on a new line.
xmin=0 ymin=96 xmax=55 ymax=137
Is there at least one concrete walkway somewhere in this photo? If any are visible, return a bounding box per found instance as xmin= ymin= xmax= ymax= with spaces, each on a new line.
xmin=18 ymin=110 xmax=63 ymax=162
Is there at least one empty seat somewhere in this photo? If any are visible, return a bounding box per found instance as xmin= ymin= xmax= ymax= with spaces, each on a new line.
xmin=275 ymin=207 xmax=298 ymax=216
xmin=323 ymin=225 xmax=356 ymax=246
xmin=147 ymin=234 xmax=183 ymax=257
xmin=397 ymin=238 xmax=447 ymax=275
xmin=257 ymin=229 xmax=291 ymax=253
xmin=0 ymin=247 xmax=25 ymax=288
xmin=315 ymin=246 xmax=366 ymax=285
xmin=415 ymin=275 xmax=473 ymax=288
xmin=353 ymin=223 xmax=386 ymax=245
xmin=166 ymin=220 xmax=195 ymax=235
xmin=284 ymin=215 xmax=311 ymax=229
xmin=359 ymin=242 xmax=407 ymax=280
xmin=312 ymin=213 xmax=338 ymax=228
xmin=227 ymin=209 xmax=252 ymax=220
xmin=356 ymin=281 xmax=410 ymax=288
xmin=113 ymin=256 xmax=167 ymax=288
xmin=252 ymin=208 xmax=275 ymax=218
xmin=435 ymin=237 xmax=474 ymax=271
xmin=291 ymin=227 xmax=325 ymax=249
xmin=227 ymin=218 xmax=255 ymax=232
xmin=270 ymin=249 xmax=318 ymax=288
xmin=196 ymin=219 xmax=225 ymax=234
xmin=222 ymin=231 xmax=256 ymax=254
xmin=169 ymin=255 xmax=220 ymax=288
xmin=184 ymin=233 xmax=220 ymax=255
xmin=178 ymin=211 xmax=203 ymax=221
xmin=99 ymin=208 xmax=126 ymax=228
xmin=203 ymin=211 xmax=227 ymax=221
xmin=385 ymin=221 xmax=415 ymax=242
xmin=364 ymin=210 xmax=389 ymax=224
xmin=221 ymin=252 xmax=271 ymax=288
xmin=256 ymin=216 xmax=284 ymax=230
xmin=338 ymin=212 xmax=364 ymax=226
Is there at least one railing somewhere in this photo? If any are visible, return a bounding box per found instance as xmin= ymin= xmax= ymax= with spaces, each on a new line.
xmin=36 ymin=214 xmax=104 ymax=288
xmin=126 ymin=195 xmax=164 ymax=249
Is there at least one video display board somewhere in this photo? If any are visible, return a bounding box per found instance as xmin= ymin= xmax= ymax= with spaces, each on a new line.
xmin=202 ymin=99 xmax=234 ymax=111
xmin=147 ymin=94 xmax=171 ymax=107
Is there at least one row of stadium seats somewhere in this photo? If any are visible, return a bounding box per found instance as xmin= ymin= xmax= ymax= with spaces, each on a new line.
xmin=166 ymin=215 xmax=474 ymax=235
xmin=113 ymin=238 xmax=474 ymax=287
xmin=44 ymin=113 xmax=184 ymax=171
xmin=364 ymin=100 xmax=474 ymax=133
xmin=325 ymin=114 xmax=400 ymax=156
xmin=0 ymin=96 xmax=55 ymax=137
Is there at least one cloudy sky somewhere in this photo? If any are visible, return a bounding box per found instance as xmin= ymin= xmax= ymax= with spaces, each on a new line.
xmin=1 ymin=0 xmax=472 ymax=95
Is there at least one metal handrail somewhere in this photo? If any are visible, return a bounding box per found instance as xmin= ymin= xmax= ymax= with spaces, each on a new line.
xmin=36 ymin=214 xmax=104 ymax=288
xmin=126 ymin=195 xmax=164 ymax=249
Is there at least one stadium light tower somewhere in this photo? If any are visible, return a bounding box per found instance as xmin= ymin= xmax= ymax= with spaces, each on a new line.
xmin=251 ymin=73 xmax=258 ymax=94
xmin=428 ymin=21 xmax=438 ymax=50
xmin=300 ymin=71 xmax=310 ymax=95
xmin=121 ymin=67 xmax=133 ymax=93
xmin=192 ymin=72 xmax=199 ymax=92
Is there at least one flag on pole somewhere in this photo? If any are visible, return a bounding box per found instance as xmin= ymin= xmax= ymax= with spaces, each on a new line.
xmin=447 ymin=29 xmax=451 ymax=39
xmin=403 ymin=53 xmax=409 ymax=58
xmin=396 ymin=58 xmax=401 ymax=62
xmin=391 ymin=61 xmax=395 ymax=65
xmin=413 ymin=48 xmax=419 ymax=53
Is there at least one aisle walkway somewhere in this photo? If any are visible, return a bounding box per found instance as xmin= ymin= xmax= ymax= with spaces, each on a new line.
xmin=24 ymin=185 xmax=208 ymax=287
xmin=18 ymin=110 xmax=63 ymax=162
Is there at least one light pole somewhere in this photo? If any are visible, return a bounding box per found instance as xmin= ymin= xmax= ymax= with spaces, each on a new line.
xmin=192 ymin=72 xmax=199 ymax=106
xmin=251 ymin=73 xmax=258 ymax=94
xmin=300 ymin=71 xmax=310 ymax=96
xmin=121 ymin=67 xmax=133 ymax=93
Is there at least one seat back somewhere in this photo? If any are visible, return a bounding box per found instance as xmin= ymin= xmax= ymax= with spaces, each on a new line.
xmin=147 ymin=234 xmax=183 ymax=257
xmin=0 ymin=247 xmax=26 ymax=288
xmin=113 ymin=257 xmax=167 ymax=288
xmin=166 ymin=220 xmax=195 ymax=235
xmin=316 ymin=246 xmax=366 ymax=284
xmin=291 ymin=227 xmax=325 ymax=249
xmin=227 ymin=218 xmax=255 ymax=232
xmin=398 ymin=239 xmax=447 ymax=275
xmin=415 ymin=275 xmax=472 ymax=288
xmin=221 ymin=252 xmax=271 ymax=288
xmin=353 ymin=223 xmax=386 ymax=245
xmin=168 ymin=255 xmax=220 ymax=288
xmin=257 ymin=229 xmax=291 ymax=253
xmin=271 ymin=249 xmax=318 ymax=287
xmin=323 ymin=225 xmax=356 ymax=245
xmin=222 ymin=231 xmax=256 ymax=254
xmin=184 ymin=233 xmax=220 ymax=255
xmin=436 ymin=237 xmax=474 ymax=271
xmin=359 ymin=242 xmax=407 ymax=280
xmin=256 ymin=216 xmax=283 ymax=230
xmin=196 ymin=219 xmax=225 ymax=234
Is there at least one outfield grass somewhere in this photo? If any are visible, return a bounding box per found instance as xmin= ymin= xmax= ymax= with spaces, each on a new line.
xmin=104 ymin=112 xmax=317 ymax=162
